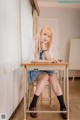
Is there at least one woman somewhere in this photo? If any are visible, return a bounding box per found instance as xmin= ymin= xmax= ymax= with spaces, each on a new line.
xmin=28 ymin=26 xmax=67 ymax=119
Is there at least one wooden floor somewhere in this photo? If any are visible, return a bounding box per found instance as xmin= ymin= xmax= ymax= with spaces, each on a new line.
xmin=11 ymin=79 xmax=80 ymax=120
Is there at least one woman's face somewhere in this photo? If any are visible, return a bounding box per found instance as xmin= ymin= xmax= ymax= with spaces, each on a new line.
xmin=41 ymin=29 xmax=52 ymax=44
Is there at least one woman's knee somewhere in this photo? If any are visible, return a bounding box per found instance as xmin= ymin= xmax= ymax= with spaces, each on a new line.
xmin=42 ymin=73 xmax=49 ymax=80
xmin=49 ymin=74 xmax=57 ymax=81
xmin=38 ymin=73 xmax=49 ymax=80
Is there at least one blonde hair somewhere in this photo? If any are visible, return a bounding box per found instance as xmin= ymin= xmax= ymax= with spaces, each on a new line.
xmin=35 ymin=26 xmax=53 ymax=58
xmin=38 ymin=26 xmax=53 ymax=52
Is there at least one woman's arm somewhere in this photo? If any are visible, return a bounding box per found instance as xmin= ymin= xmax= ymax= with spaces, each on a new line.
xmin=31 ymin=58 xmax=61 ymax=63
xmin=43 ymin=50 xmax=52 ymax=60
xmin=41 ymin=42 xmax=52 ymax=60
xmin=31 ymin=58 xmax=49 ymax=63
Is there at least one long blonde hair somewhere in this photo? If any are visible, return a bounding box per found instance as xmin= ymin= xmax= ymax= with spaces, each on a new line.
xmin=35 ymin=26 xmax=53 ymax=58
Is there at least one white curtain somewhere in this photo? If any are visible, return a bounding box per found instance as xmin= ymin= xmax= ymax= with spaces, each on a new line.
xmin=0 ymin=0 xmax=21 ymax=76
xmin=0 ymin=0 xmax=33 ymax=76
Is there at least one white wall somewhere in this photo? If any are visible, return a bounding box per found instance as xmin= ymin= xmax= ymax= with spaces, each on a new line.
xmin=0 ymin=0 xmax=33 ymax=119
xmin=0 ymin=68 xmax=24 ymax=119
xmin=39 ymin=7 xmax=80 ymax=61
xmin=21 ymin=0 xmax=33 ymax=62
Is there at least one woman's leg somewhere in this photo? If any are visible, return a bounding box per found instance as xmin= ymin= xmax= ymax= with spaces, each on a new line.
xmin=30 ymin=73 xmax=49 ymax=108
xmin=35 ymin=73 xmax=49 ymax=96
xmin=49 ymin=74 xmax=62 ymax=96
xmin=29 ymin=73 xmax=49 ymax=118
xmin=49 ymin=74 xmax=67 ymax=119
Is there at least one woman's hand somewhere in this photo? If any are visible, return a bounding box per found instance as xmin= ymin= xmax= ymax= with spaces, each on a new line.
xmin=41 ymin=42 xmax=47 ymax=51
xmin=48 ymin=59 xmax=62 ymax=63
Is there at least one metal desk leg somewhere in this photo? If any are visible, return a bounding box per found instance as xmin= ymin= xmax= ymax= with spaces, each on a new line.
xmin=24 ymin=67 xmax=26 ymax=120
xmin=63 ymin=69 xmax=66 ymax=102
xmin=67 ymin=67 xmax=69 ymax=120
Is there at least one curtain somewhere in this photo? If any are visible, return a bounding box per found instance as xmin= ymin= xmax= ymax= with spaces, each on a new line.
xmin=0 ymin=0 xmax=21 ymax=76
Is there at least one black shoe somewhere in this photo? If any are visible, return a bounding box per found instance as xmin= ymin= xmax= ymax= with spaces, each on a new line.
xmin=60 ymin=107 xmax=67 ymax=119
xmin=29 ymin=107 xmax=38 ymax=118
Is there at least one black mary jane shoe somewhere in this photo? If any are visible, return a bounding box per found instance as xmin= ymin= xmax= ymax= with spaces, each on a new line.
xmin=60 ymin=107 xmax=67 ymax=119
xmin=29 ymin=107 xmax=38 ymax=118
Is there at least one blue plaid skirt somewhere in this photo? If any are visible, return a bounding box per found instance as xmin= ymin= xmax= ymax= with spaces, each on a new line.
xmin=28 ymin=70 xmax=56 ymax=84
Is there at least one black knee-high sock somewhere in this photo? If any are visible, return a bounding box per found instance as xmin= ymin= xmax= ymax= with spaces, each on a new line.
xmin=57 ymin=95 xmax=66 ymax=109
xmin=30 ymin=94 xmax=39 ymax=108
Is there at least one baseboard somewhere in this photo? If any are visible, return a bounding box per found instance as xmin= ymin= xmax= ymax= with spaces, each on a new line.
xmin=9 ymin=98 xmax=23 ymax=120
xmin=61 ymin=77 xmax=80 ymax=80
xmin=69 ymin=77 xmax=80 ymax=80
